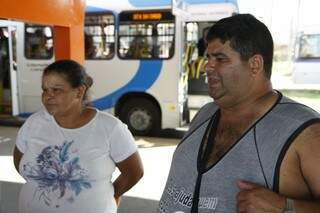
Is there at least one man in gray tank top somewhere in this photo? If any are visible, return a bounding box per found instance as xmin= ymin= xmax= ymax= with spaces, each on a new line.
xmin=158 ymin=14 xmax=320 ymax=213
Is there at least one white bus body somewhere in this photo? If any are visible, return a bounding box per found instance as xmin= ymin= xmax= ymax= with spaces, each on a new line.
xmin=0 ymin=0 xmax=237 ymax=135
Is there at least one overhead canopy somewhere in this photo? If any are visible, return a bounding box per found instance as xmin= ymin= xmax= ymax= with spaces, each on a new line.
xmin=0 ymin=0 xmax=86 ymax=64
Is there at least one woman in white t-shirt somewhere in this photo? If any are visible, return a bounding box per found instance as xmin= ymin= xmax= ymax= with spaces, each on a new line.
xmin=13 ymin=59 xmax=144 ymax=213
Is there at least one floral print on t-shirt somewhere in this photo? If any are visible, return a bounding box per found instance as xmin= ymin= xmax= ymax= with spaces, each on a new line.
xmin=22 ymin=141 xmax=92 ymax=207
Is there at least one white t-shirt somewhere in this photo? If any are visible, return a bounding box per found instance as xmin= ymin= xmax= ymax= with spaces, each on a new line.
xmin=16 ymin=109 xmax=137 ymax=213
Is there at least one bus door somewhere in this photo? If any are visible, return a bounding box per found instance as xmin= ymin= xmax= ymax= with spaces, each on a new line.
xmin=182 ymin=1 xmax=238 ymax=95
xmin=0 ymin=22 xmax=19 ymax=117
xmin=185 ymin=22 xmax=214 ymax=95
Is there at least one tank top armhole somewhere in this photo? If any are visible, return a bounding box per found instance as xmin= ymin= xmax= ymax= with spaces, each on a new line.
xmin=272 ymin=118 xmax=320 ymax=192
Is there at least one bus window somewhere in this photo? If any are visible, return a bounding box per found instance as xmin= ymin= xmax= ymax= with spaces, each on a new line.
xmin=186 ymin=22 xmax=198 ymax=43
xmin=156 ymin=23 xmax=175 ymax=58
xmin=119 ymin=24 xmax=153 ymax=59
xmin=118 ymin=10 xmax=175 ymax=59
xmin=185 ymin=22 xmax=198 ymax=59
xmin=298 ymin=34 xmax=320 ymax=59
xmin=85 ymin=13 xmax=115 ymax=59
xmin=25 ymin=25 xmax=53 ymax=59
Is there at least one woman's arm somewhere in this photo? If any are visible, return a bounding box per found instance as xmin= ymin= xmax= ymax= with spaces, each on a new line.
xmin=13 ymin=146 xmax=23 ymax=173
xmin=113 ymin=151 xmax=144 ymax=205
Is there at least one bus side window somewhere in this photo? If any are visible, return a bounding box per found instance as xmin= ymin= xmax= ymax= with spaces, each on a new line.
xmin=118 ymin=11 xmax=175 ymax=60
xmin=25 ymin=25 xmax=53 ymax=59
xmin=84 ymin=13 xmax=115 ymax=60
xmin=156 ymin=23 xmax=175 ymax=58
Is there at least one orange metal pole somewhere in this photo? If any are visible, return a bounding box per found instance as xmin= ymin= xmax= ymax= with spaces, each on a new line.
xmin=53 ymin=25 xmax=84 ymax=63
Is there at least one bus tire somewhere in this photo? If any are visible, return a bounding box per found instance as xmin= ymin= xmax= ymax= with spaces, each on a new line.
xmin=119 ymin=98 xmax=161 ymax=136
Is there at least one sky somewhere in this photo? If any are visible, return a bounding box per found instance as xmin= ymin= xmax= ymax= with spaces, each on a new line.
xmin=238 ymin=0 xmax=320 ymax=44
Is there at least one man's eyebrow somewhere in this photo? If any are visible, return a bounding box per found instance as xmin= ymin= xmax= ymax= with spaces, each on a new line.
xmin=206 ymin=52 xmax=227 ymax=58
xmin=52 ymin=84 xmax=64 ymax=87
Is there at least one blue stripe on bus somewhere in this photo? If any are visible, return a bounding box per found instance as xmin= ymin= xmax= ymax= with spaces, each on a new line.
xmin=92 ymin=60 xmax=163 ymax=110
xmin=18 ymin=112 xmax=32 ymax=118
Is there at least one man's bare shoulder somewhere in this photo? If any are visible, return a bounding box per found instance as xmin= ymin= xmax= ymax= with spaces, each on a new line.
xmin=295 ymin=122 xmax=320 ymax=151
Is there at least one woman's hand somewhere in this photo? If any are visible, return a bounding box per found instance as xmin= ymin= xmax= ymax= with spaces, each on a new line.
xmin=13 ymin=146 xmax=23 ymax=174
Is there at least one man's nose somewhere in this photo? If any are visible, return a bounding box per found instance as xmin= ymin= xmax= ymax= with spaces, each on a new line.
xmin=204 ymin=59 xmax=216 ymax=74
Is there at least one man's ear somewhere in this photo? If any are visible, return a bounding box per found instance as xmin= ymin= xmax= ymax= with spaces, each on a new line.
xmin=248 ymin=54 xmax=264 ymax=76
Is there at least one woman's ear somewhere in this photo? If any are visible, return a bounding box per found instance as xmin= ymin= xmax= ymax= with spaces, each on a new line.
xmin=76 ymin=85 xmax=86 ymax=99
xmin=248 ymin=54 xmax=264 ymax=76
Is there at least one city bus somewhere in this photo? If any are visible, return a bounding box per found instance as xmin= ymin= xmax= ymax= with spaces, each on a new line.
xmin=0 ymin=0 xmax=237 ymax=135
xmin=293 ymin=27 xmax=320 ymax=84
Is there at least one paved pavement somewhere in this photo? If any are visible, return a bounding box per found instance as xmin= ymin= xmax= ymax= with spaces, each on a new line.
xmin=0 ymin=126 xmax=180 ymax=213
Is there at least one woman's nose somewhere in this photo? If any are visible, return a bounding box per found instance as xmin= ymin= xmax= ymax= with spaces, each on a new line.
xmin=43 ymin=90 xmax=54 ymax=98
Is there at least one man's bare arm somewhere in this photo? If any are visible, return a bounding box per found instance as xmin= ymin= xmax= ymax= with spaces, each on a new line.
xmin=237 ymin=122 xmax=320 ymax=212
xmin=293 ymin=122 xmax=320 ymax=211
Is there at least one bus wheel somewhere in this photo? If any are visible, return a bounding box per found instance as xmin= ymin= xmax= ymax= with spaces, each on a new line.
xmin=119 ymin=98 xmax=161 ymax=136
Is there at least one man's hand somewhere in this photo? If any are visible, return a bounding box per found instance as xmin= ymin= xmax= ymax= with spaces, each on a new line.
xmin=236 ymin=180 xmax=286 ymax=213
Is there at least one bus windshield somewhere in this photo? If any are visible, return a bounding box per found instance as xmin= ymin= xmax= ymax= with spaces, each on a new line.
xmin=298 ymin=34 xmax=320 ymax=59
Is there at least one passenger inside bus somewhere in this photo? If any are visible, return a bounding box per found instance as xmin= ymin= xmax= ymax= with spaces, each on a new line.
xmin=197 ymin=27 xmax=209 ymax=57
xmin=85 ymin=33 xmax=97 ymax=58
xmin=26 ymin=28 xmax=52 ymax=59
xmin=126 ymin=36 xmax=151 ymax=58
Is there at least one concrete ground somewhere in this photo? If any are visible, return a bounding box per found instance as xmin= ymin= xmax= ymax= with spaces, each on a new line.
xmin=0 ymin=126 xmax=181 ymax=213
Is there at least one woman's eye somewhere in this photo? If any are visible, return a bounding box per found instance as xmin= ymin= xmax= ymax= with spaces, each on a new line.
xmin=53 ymin=88 xmax=62 ymax=93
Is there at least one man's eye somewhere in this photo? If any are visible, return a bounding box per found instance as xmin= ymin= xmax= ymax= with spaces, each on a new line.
xmin=216 ymin=57 xmax=228 ymax=62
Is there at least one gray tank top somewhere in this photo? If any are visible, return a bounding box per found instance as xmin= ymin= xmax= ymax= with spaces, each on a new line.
xmin=158 ymin=93 xmax=320 ymax=213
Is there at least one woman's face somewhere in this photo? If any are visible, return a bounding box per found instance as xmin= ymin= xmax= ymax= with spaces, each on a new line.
xmin=41 ymin=72 xmax=82 ymax=116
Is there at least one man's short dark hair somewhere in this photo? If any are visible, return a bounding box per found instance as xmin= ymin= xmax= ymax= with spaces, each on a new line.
xmin=206 ymin=14 xmax=274 ymax=79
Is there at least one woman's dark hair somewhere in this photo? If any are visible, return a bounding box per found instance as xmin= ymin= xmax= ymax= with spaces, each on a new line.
xmin=206 ymin=14 xmax=274 ymax=79
xmin=43 ymin=59 xmax=93 ymax=102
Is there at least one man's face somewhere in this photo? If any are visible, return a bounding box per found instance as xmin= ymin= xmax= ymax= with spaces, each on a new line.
xmin=205 ymin=39 xmax=253 ymax=107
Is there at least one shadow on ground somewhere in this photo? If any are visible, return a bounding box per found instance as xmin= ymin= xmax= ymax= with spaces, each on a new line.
xmin=159 ymin=128 xmax=186 ymax=139
xmin=0 ymin=181 xmax=22 ymax=213
xmin=0 ymin=181 xmax=159 ymax=213
xmin=118 ymin=196 xmax=159 ymax=213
